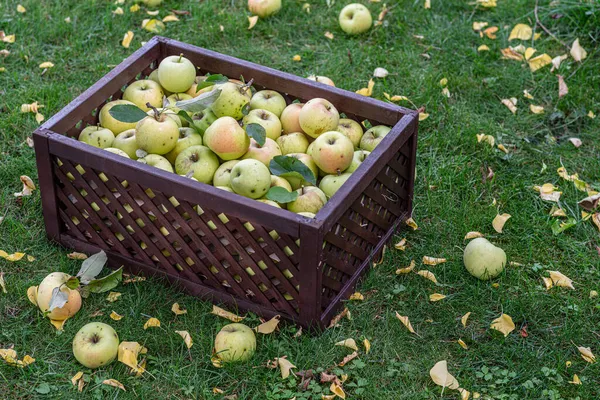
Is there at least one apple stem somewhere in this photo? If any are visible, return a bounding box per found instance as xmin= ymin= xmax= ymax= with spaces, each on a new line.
xmin=336 ymin=169 xmax=342 ymax=176
xmin=178 ymin=53 xmax=184 ymax=63
xmin=301 ymin=186 xmax=305 ymax=195
xmin=147 ymin=103 xmax=161 ymax=120
xmin=241 ymin=78 xmax=254 ymax=93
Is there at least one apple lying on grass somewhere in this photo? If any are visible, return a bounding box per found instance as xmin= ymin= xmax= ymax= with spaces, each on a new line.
xmin=35 ymin=272 xmax=82 ymax=321
xmin=214 ymin=323 xmax=257 ymax=362
xmin=73 ymin=322 xmax=119 ymax=369
xmin=248 ymin=0 xmax=282 ymax=19
xmin=463 ymin=238 xmax=507 ymax=280
xmin=339 ymin=3 xmax=373 ymax=35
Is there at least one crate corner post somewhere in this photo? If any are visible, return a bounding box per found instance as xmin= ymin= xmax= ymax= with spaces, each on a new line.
xmin=33 ymin=129 xmax=62 ymax=243
xmin=298 ymin=219 xmax=325 ymax=329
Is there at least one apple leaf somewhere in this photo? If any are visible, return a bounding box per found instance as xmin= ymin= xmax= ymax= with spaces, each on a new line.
xmin=47 ymin=286 xmax=68 ymax=311
xmin=65 ymin=276 xmax=80 ymax=290
xmin=270 ymin=155 xmax=316 ymax=185
xmin=175 ymin=89 xmax=221 ymax=113
xmin=84 ymin=266 xmax=123 ymax=295
xmin=196 ymin=73 xmax=228 ymax=92
xmin=177 ymin=110 xmax=196 ymax=130
xmin=266 ymin=187 xmax=298 ymax=203
xmin=76 ymin=250 xmax=107 ymax=284
xmin=241 ymin=103 xmax=251 ymax=117
xmin=245 ymin=123 xmax=266 ymax=147
xmin=108 ymin=104 xmax=148 ymax=123
xmin=551 ymin=218 xmax=577 ymax=235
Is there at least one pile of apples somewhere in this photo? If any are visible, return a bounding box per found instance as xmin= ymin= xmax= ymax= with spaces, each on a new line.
xmin=79 ymin=54 xmax=392 ymax=217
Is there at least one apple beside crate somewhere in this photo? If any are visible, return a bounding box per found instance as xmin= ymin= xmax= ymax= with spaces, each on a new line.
xmin=33 ymin=36 xmax=418 ymax=329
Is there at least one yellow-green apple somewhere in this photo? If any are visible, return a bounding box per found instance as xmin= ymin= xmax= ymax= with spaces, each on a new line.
xmin=72 ymin=322 xmax=119 ymax=369
xmin=464 ymin=238 xmax=506 ymax=280
xmin=112 ymin=129 xmax=139 ymax=159
xmin=257 ymin=199 xmax=281 ymax=208
xmin=214 ymin=323 xmax=256 ymax=362
xmin=347 ymin=150 xmax=370 ymax=172
xmin=99 ymin=100 xmax=138 ymax=135
xmin=136 ymin=113 xmax=179 ymax=155
xmin=242 ymin=138 xmax=282 ymax=166
xmin=211 ymin=82 xmax=252 ymax=120
xmin=271 ymin=175 xmax=293 ymax=191
xmin=339 ymin=3 xmax=372 ymax=35
xmin=243 ymin=109 xmax=282 ymax=140
xmin=157 ymin=55 xmax=197 ymax=93
xmin=104 ymin=148 xmax=130 ymax=158
xmin=359 ymin=125 xmax=391 ymax=151
xmin=174 ymin=145 xmax=219 ymax=184
xmin=280 ymin=103 xmax=304 ymax=134
xmin=79 ymin=126 xmax=114 ymax=149
xmin=142 ymin=0 xmax=162 ymax=8
xmin=337 ymin=118 xmax=363 ymax=148
xmin=166 ymin=93 xmax=194 ymax=125
xmin=319 ymin=172 xmax=352 ymax=198
xmin=213 ymin=160 xmax=240 ymax=188
xmin=203 ymin=116 xmax=250 ymax=160
xmin=249 ymin=90 xmax=287 ymax=117
xmin=230 ymin=159 xmax=271 ymax=199
xmin=284 ymin=153 xmax=319 ymax=190
xmin=297 ymin=211 xmax=316 ymax=218
xmin=165 ymin=127 xmax=203 ymax=164
xmin=287 ymin=186 xmax=327 ymax=214
xmin=147 ymin=108 xmax=183 ymax=128
xmin=309 ymin=131 xmax=354 ymax=174
xmin=122 ymin=80 xmax=164 ymax=111
xmin=192 ymin=108 xmax=218 ymax=134
xmin=216 ymin=186 xmax=234 ymax=192
xmin=248 ymin=0 xmax=281 ymax=18
xmin=276 ymin=132 xmax=309 ymax=155
xmin=185 ymin=76 xmax=211 ymax=97
xmin=35 ymin=272 xmax=82 ymax=320
xmin=299 ymin=98 xmax=340 ymax=138
xmin=137 ymin=154 xmax=174 ymax=173
xmin=307 ymin=75 xmax=336 ymax=87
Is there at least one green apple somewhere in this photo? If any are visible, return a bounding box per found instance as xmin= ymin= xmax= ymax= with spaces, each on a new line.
xmin=211 ymin=82 xmax=252 ymax=120
xmin=72 ymin=322 xmax=119 ymax=369
xmin=257 ymin=199 xmax=281 ymax=208
xmin=174 ymin=145 xmax=219 ymax=184
xmin=142 ymin=0 xmax=162 ymax=8
xmin=165 ymin=127 xmax=203 ymax=164
xmin=166 ymin=93 xmax=194 ymax=125
xmin=185 ymin=76 xmax=212 ymax=97
xmin=158 ymin=55 xmax=196 ymax=93
xmin=248 ymin=0 xmax=282 ymax=18
xmin=242 ymin=138 xmax=282 ymax=166
xmin=136 ymin=113 xmax=179 ymax=155
xmin=35 ymin=272 xmax=82 ymax=321
xmin=137 ymin=154 xmax=174 ymax=173
xmin=214 ymin=323 xmax=256 ymax=362
xmin=276 ymin=132 xmax=309 ymax=155
xmin=192 ymin=108 xmax=218 ymax=134
xmin=337 ymin=118 xmax=363 ymax=148
xmin=104 ymin=148 xmax=130 ymax=158
xmin=147 ymin=108 xmax=183 ymax=128
xmin=99 ymin=99 xmax=138 ymax=135
xmin=203 ymin=116 xmax=250 ymax=160
xmin=287 ymin=186 xmax=327 ymax=214
xmin=249 ymin=90 xmax=287 ymax=118
xmin=347 ymin=150 xmax=370 ymax=172
xmin=213 ymin=160 xmax=240 ymax=188
xmin=319 ymin=172 xmax=352 ymax=198
xmin=307 ymin=75 xmax=336 ymax=87
xmin=79 ymin=126 xmax=114 ymax=149
xmin=271 ymin=175 xmax=292 ymax=191
xmin=216 ymin=186 xmax=234 ymax=192
xmin=284 ymin=153 xmax=319 ymax=190
xmin=339 ymin=3 xmax=372 ymax=35
xmin=280 ymin=103 xmax=304 ymax=134
xmin=122 ymin=79 xmax=164 ymax=111
xmin=299 ymin=98 xmax=340 ymax=138
xmin=230 ymin=159 xmax=271 ymax=199
xmin=359 ymin=125 xmax=391 ymax=151
xmin=297 ymin=212 xmax=316 ymax=218
xmin=112 ymin=129 xmax=139 ymax=159
xmin=464 ymin=238 xmax=507 ymax=280
xmin=309 ymin=131 xmax=354 ymax=174
xmin=243 ymin=109 xmax=282 ymax=140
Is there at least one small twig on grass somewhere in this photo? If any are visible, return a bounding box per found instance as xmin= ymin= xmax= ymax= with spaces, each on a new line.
xmin=534 ymin=0 xmax=570 ymax=50
xmin=347 ymin=49 xmax=353 ymax=65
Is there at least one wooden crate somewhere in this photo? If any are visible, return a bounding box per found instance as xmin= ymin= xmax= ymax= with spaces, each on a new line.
xmin=33 ymin=36 xmax=418 ymax=328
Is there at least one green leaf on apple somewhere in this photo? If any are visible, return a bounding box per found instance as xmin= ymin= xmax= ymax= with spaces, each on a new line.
xmin=245 ymin=123 xmax=266 ymax=147
xmin=196 ymin=73 xmax=228 ymax=92
xmin=176 ymin=89 xmax=221 ymax=113
xmin=177 ymin=110 xmax=196 ymax=129
xmin=65 ymin=276 xmax=80 ymax=290
xmin=108 ymin=104 xmax=148 ymax=123
xmin=241 ymin=103 xmax=251 ymax=116
xmin=270 ymin=155 xmax=317 ymax=185
xmin=76 ymin=250 xmax=108 ymax=284
xmin=266 ymin=187 xmax=298 ymax=203
xmin=81 ymin=266 xmax=123 ymax=297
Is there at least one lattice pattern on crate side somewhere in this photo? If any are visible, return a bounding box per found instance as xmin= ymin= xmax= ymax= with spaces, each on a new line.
xmin=52 ymin=156 xmax=302 ymax=317
xmin=320 ymin=141 xmax=413 ymax=310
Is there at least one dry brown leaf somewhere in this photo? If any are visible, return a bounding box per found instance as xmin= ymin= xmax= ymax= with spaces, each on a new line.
xmin=508 ymin=24 xmax=532 ymax=41
xmin=248 ymin=15 xmax=258 ymax=30
xmin=490 ymin=314 xmax=515 ymax=337
xmin=328 ymin=307 xmax=350 ymax=328
xmin=396 ymin=259 xmax=416 ymax=274
xmin=122 ymin=31 xmax=134 ymax=48
xmin=461 ymin=312 xmax=472 ymax=327
xmin=110 ymin=311 xmax=123 ymax=321
xmin=66 ymin=252 xmax=87 ymax=260
xmin=255 ymin=315 xmax=280 ymax=334
xmin=423 ymin=256 xmax=447 ymax=266
xmin=568 ymin=138 xmax=582 ymax=148
xmin=483 ymin=26 xmax=498 ymax=39
xmin=430 ymin=360 xmax=460 ymax=389
xmin=416 ymin=269 xmax=438 ymax=284
xmin=558 ymin=75 xmax=568 ymax=98
xmin=578 ymin=193 xmax=600 ymax=211
xmin=570 ymin=38 xmax=587 ymax=62
xmin=577 ymin=346 xmax=595 ymax=363
xmin=395 ymin=312 xmax=417 ymax=334
xmin=143 ymin=317 xmax=160 ymax=329
xmin=107 ymin=292 xmax=121 ymax=302
xmin=102 ymin=379 xmax=125 ymax=391
xmin=501 ymin=47 xmax=524 ymax=61
xmin=212 ymin=305 xmax=245 ymax=322
xmin=338 ymin=351 xmax=358 ymax=366
xmin=335 ymin=338 xmax=358 ymax=351
xmin=14 ymin=175 xmax=35 ymax=197
xmin=324 ymin=31 xmax=334 ymax=40
xmin=429 ymin=293 xmax=446 ymax=302
xmin=356 ymin=79 xmax=375 ymax=97
xmin=492 ymin=213 xmax=511 ymax=233
xmin=464 ymin=231 xmax=484 ymax=240
xmin=501 ymin=98 xmax=517 ymax=114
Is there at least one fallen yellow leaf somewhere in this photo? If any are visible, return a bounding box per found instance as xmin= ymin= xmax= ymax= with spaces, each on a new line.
xmin=162 ymin=15 xmax=179 ymax=23
xmin=523 ymin=89 xmax=534 ymax=99
xmin=542 ymin=276 xmax=554 ymax=290
xmin=395 ymin=312 xmax=417 ymax=334
xmin=102 ymin=379 xmax=125 ymax=391
xmin=464 ymin=231 xmax=484 ymax=240
xmin=423 ymin=256 xmax=447 ymax=266
xmin=324 ymin=31 xmax=334 ymax=40
xmin=363 ymin=338 xmax=371 ymax=354
xmin=419 ymin=112 xmax=429 ymax=121
xmin=570 ymin=38 xmax=587 ymax=62
xmin=529 ymin=104 xmax=544 ymax=114
xmin=349 ymin=292 xmax=364 ymax=301
xmin=509 ymin=24 xmax=532 ymax=41
xmin=106 ymin=292 xmax=121 ymax=302
xmin=143 ymin=317 xmax=160 ymax=329
xmin=110 ymin=311 xmax=123 ymax=321
xmin=472 ymin=21 xmax=488 ymax=31
xmin=558 ymin=74 xmax=568 ymax=98
xmin=528 ymin=54 xmax=552 ymax=72
xmin=211 ymin=354 xmax=223 ymax=368
xmin=394 ymin=238 xmax=407 ymax=250
xmin=171 ymin=303 xmax=187 ymax=315
xmin=14 ymin=175 xmax=35 ymax=197
xmin=587 ymin=110 xmax=595 ymax=119
xmin=71 ymin=371 xmax=84 ymax=386
xmin=335 ymin=338 xmax=358 ymax=351
xmin=492 ymin=213 xmax=511 ymax=233
xmin=130 ymin=4 xmax=140 ymax=12
xmin=0 ymin=273 xmax=6 ymax=294
xmin=176 ymin=330 xmax=193 ymax=349
xmin=569 ymin=374 xmax=582 ymax=385
xmin=416 ymin=269 xmax=438 ymax=284
xmin=118 ymin=341 xmax=147 ymax=374
xmin=524 ymin=47 xmax=536 ymax=60
xmin=501 ymin=47 xmax=524 ymax=61
xmin=122 ymin=31 xmax=134 ymax=48
xmin=113 ymin=7 xmax=124 ymax=15
xmin=67 ymin=252 xmax=87 ymax=260
xmin=478 ymin=45 xmax=490 ymax=52
xmin=501 ymin=98 xmax=517 ymax=114
xmin=26 ymin=255 xmax=35 ymax=262
xmin=248 ymin=15 xmax=258 ymax=30
xmin=458 ymin=339 xmax=468 ymax=349
xmin=405 ymin=218 xmax=418 ymax=230
xmin=483 ymin=26 xmax=498 ymax=39
xmin=396 ymin=259 xmax=416 ymax=274
xmin=276 ymin=356 xmax=296 ymax=378
xmin=39 ymin=61 xmax=54 ymax=69
xmin=212 ymin=305 xmax=245 ymax=322
xmin=461 ymin=312 xmax=471 ymax=327
xmin=0 ymin=251 xmax=25 ymax=262
xmin=430 ymin=360 xmax=460 ymax=389
xmin=142 ymin=19 xmax=165 ymax=33
xmin=490 ymin=314 xmax=515 ymax=337
xmin=429 ymin=293 xmax=446 ymax=302
xmin=292 ymin=54 xmax=301 ymax=62
xmin=548 ymin=270 xmax=574 ymax=289
xmin=477 ymin=134 xmax=495 ymax=147
xmin=356 ymin=79 xmax=375 ymax=97
xmin=577 ymin=346 xmax=595 ymax=363
xmin=476 ymin=0 xmax=496 ymax=8
xmin=330 ymin=382 xmax=346 ymax=399
xmin=591 ymin=290 xmax=599 ymax=299
xmin=17 ymin=5 xmax=26 ymax=13
xmin=27 ymin=286 xmax=38 ymax=306
xmin=255 ymin=315 xmax=280 ymax=334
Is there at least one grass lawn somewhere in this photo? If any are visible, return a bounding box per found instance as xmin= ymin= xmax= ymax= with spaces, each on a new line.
xmin=1 ymin=0 xmax=599 ymax=398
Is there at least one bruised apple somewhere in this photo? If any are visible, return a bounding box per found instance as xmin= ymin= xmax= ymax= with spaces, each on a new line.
xmin=35 ymin=272 xmax=82 ymax=321
xmin=463 ymin=238 xmax=506 ymax=280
